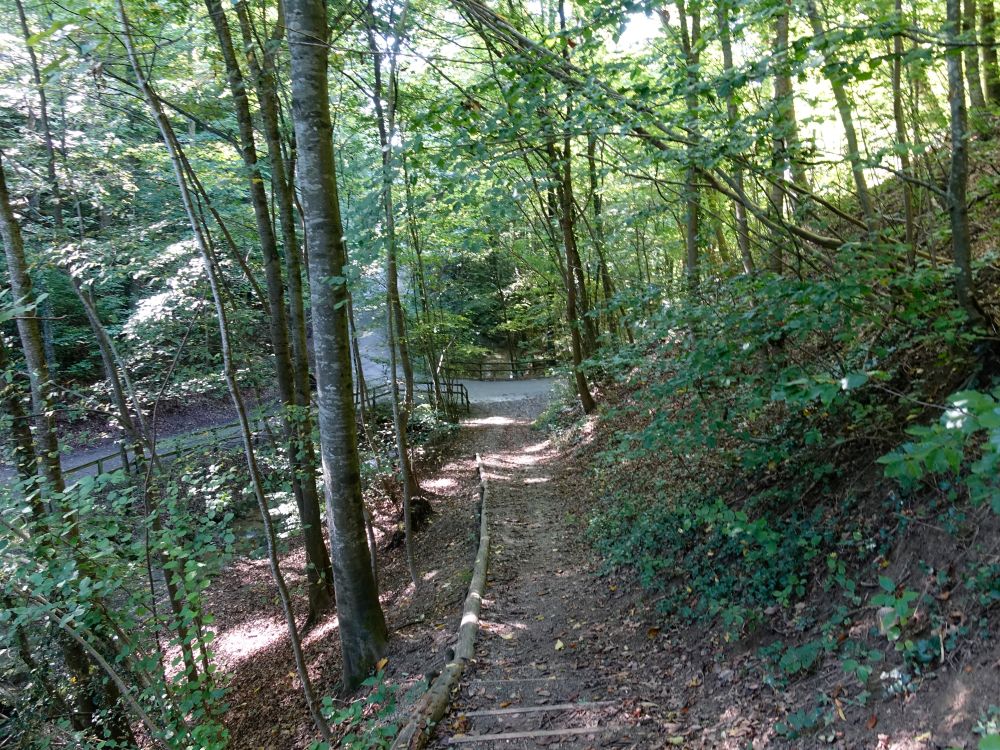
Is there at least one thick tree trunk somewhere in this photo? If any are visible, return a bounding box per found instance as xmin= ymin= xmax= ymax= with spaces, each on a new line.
xmin=116 ymin=0 xmax=331 ymax=733
xmin=206 ymin=0 xmax=333 ymax=621
xmin=286 ymin=0 xmax=389 ymax=690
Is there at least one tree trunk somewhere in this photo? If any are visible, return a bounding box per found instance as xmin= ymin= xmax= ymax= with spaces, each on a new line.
xmin=364 ymin=2 xmax=421 ymax=506
xmin=892 ymin=0 xmax=917 ymax=265
xmin=0 ymin=150 xmax=99 ymax=737
xmin=549 ymin=142 xmax=596 ymax=414
xmin=668 ymin=0 xmax=701 ymax=284
xmin=983 ymin=0 xmax=1000 ymax=102
xmin=14 ymin=0 xmax=63 ymax=232
xmin=806 ymin=0 xmax=876 ymax=231
xmin=206 ymin=0 xmax=333 ymax=621
xmin=947 ymin=0 xmax=984 ymax=322
xmin=232 ymin=2 xmax=334 ymax=614
xmin=964 ymin=0 xmax=989 ymax=111
xmin=115 ymin=0 xmax=331 ymax=733
xmin=286 ymin=0 xmax=389 ymax=690
xmin=717 ymin=0 xmax=755 ymax=274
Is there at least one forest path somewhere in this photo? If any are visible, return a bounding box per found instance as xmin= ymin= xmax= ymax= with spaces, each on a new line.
xmin=427 ymin=398 xmax=664 ymax=749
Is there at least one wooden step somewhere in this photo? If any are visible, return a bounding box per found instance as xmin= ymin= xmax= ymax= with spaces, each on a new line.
xmin=446 ymin=725 xmax=622 ymax=744
xmin=461 ymin=701 xmax=615 ymax=718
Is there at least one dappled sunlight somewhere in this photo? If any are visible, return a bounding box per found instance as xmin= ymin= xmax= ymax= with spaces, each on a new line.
xmin=524 ymin=476 xmax=550 ymax=484
xmin=481 ymin=619 xmax=529 ymax=639
xmin=464 ymin=415 xmax=523 ymax=427
xmin=523 ymin=440 xmax=551 ymax=453
xmin=214 ymin=616 xmax=287 ymax=665
xmin=423 ymin=476 xmax=458 ymax=491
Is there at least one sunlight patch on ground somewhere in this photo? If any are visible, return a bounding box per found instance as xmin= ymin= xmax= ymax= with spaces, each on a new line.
xmin=422 ymin=477 xmax=457 ymax=491
xmin=214 ymin=617 xmax=286 ymax=665
xmin=524 ymin=476 xmax=550 ymax=484
xmin=465 ymin=415 xmax=522 ymax=427
xmin=523 ymin=440 xmax=551 ymax=454
xmin=303 ymin=615 xmax=340 ymax=646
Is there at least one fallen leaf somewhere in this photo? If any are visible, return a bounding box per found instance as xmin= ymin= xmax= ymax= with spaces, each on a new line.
xmin=555 ymin=639 xmax=565 ymax=651
xmin=648 ymin=627 xmax=661 ymax=639
xmin=834 ymin=699 xmax=846 ymax=721
xmin=866 ymin=714 xmax=878 ymax=730
xmin=500 ymin=632 xmax=514 ymax=640
xmin=376 ymin=657 xmax=388 ymax=671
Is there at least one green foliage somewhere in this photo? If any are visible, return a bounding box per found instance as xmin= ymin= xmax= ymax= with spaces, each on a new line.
xmin=774 ymin=704 xmax=832 ymax=739
xmin=879 ymin=388 xmax=1000 ymax=512
xmin=311 ymin=670 xmax=399 ymax=750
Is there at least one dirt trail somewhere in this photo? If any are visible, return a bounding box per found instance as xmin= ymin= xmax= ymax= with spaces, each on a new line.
xmin=424 ymin=396 xmax=665 ymax=749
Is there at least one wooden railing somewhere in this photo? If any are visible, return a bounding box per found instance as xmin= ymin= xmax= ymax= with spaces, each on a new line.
xmin=442 ymin=357 xmax=558 ymax=381
xmin=355 ymin=379 xmax=470 ymax=414
xmin=64 ymin=407 xmax=276 ymax=478
xmin=61 ymin=381 xmax=470 ymax=480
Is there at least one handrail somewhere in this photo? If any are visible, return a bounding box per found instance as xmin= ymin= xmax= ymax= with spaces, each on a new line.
xmin=62 ymin=384 xmax=470 ymax=480
xmin=442 ymin=357 xmax=558 ymax=381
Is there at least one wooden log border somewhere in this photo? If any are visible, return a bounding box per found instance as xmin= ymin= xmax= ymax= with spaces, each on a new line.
xmin=391 ymin=453 xmax=491 ymax=749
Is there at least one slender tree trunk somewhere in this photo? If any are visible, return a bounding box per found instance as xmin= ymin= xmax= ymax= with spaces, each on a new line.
xmin=0 ymin=333 xmax=40 ymax=509
xmin=718 ymin=0 xmax=755 ymax=274
xmin=892 ymin=0 xmax=917 ymax=265
xmin=549 ymin=142 xmax=596 ymax=414
xmin=14 ymin=0 xmax=63 ymax=232
xmin=286 ymin=0 xmax=389 ymax=690
xmin=0 ymin=151 xmax=99 ymax=736
xmin=806 ymin=0 xmax=876 ymax=231
xmin=586 ymin=135 xmax=621 ymax=340
xmin=206 ymin=0 xmax=333 ymax=621
xmin=403 ymin=153 xmax=445 ymax=407
xmin=232 ymin=3 xmax=333 ymax=612
xmin=115 ymin=1 xmax=331 ymax=732
xmin=983 ymin=0 xmax=1000 ymax=102
xmin=364 ymin=3 xmax=421 ymax=506
xmin=964 ymin=0 xmax=989 ymax=111
xmin=667 ymin=0 xmax=701 ymax=284
xmin=947 ymin=0 xmax=984 ymax=322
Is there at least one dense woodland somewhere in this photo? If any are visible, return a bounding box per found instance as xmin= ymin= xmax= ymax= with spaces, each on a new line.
xmin=1 ymin=0 xmax=1000 ymax=745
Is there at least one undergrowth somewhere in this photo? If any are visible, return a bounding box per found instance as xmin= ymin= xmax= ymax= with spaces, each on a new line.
xmin=580 ymin=256 xmax=999 ymax=731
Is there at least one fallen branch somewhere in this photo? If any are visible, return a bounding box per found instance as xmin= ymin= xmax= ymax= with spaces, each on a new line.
xmin=391 ymin=454 xmax=491 ymax=749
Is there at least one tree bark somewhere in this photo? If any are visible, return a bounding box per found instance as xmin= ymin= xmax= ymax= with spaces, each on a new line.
xmin=717 ymin=0 xmax=755 ymax=274
xmin=963 ymin=0 xmax=989 ymax=110
xmin=947 ymin=0 xmax=984 ymax=322
xmin=0 ymin=150 xmax=100 ymax=737
xmin=115 ymin=0 xmax=331 ymax=733
xmin=286 ymin=0 xmax=389 ymax=690
xmin=806 ymin=0 xmax=876 ymax=231
xmin=983 ymin=0 xmax=1000 ymax=102
xmin=892 ymin=0 xmax=917 ymax=265
xmin=206 ymin=0 xmax=333 ymax=621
